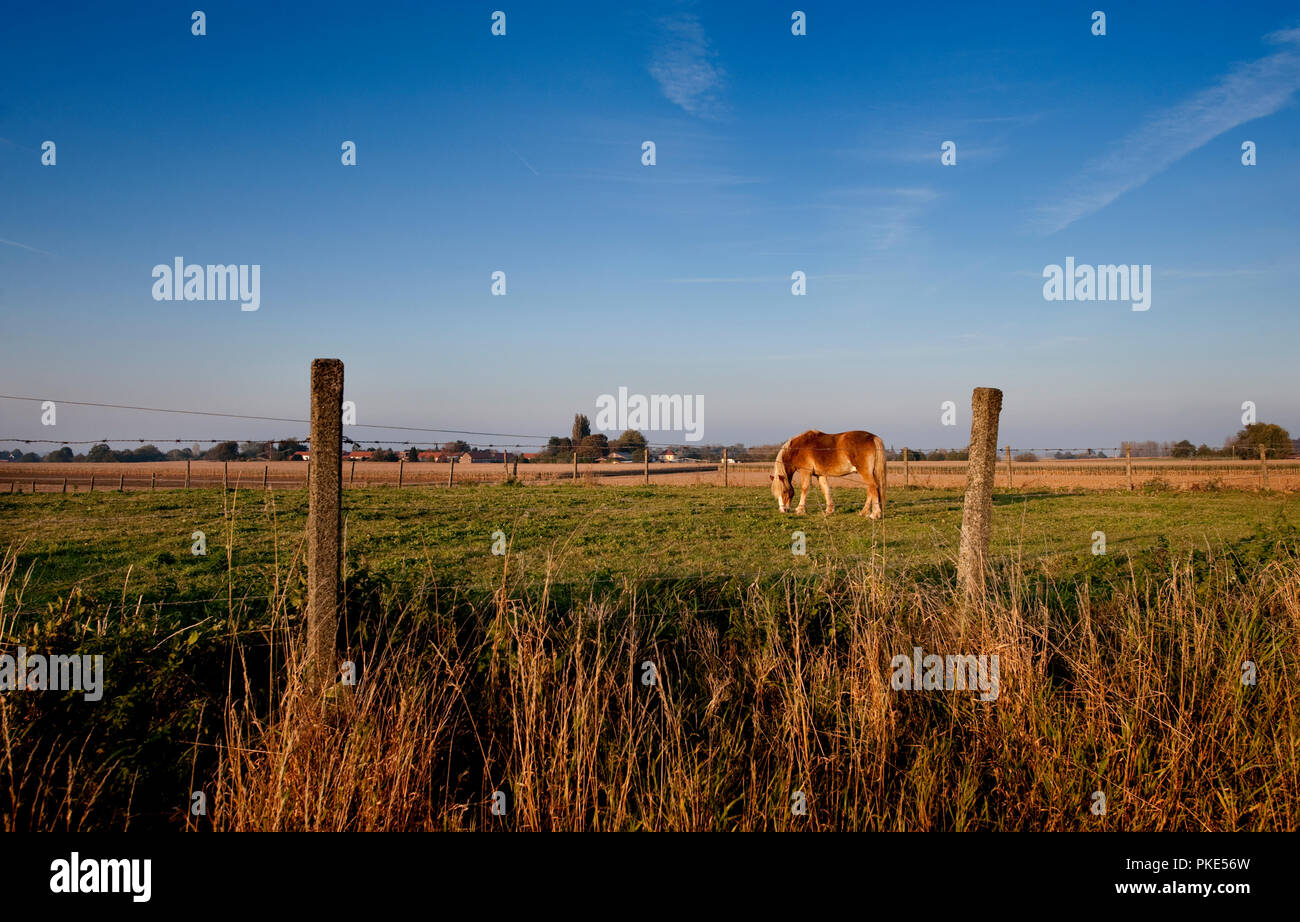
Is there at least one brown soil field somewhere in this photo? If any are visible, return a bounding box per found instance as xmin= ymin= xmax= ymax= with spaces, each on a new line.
xmin=0 ymin=457 xmax=1296 ymax=494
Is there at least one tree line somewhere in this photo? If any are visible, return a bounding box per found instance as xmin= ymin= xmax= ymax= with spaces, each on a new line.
xmin=4 ymin=422 xmax=1293 ymax=464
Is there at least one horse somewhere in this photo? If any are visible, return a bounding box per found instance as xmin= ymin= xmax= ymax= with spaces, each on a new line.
xmin=769 ymin=430 xmax=886 ymax=518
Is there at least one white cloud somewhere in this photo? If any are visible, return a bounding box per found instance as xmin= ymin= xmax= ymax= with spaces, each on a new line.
xmin=1035 ymin=29 xmax=1300 ymax=233
xmin=649 ymin=14 xmax=725 ymax=117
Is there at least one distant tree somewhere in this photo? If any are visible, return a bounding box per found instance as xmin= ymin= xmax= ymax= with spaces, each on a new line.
xmin=1171 ymin=439 xmax=1195 ymax=459
xmin=87 ymin=443 xmax=114 ymax=463
xmin=205 ymin=441 xmax=239 ymax=462
xmin=165 ymin=448 xmax=189 ymax=461
xmin=373 ymin=448 xmax=398 ymax=462
xmin=1014 ymin=452 xmax=1038 ymax=462
xmin=44 ymin=446 xmax=74 ymax=463
xmin=19 ymin=452 xmax=40 ymax=463
xmin=1195 ymin=443 xmax=1214 ymax=458
xmin=132 ymin=444 xmax=165 ymax=462
xmin=612 ymin=429 xmax=648 ymax=454
xmin=572 ymin=414 xmax=591 ymax=444
xmin=441 ymin=440 xmax=471 ymax=454
xmin=1231 ymin=422 xmax=1292 ymax=458
xmin=925 ymin=450 xmax=945 ymax=461
xmin=944 ymin=449 xmax=969 ymax=461
xmin=275 ymin=439 xmax=306 ymax=459
xmin=578 ymin=433 xmax=609 ymax=461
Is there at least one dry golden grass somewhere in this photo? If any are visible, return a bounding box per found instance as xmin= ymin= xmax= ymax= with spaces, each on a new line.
xmin=210 ymin=551 xmax=1300 ymax=831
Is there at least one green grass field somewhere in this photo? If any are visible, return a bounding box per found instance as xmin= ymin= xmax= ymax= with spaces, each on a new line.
xmin=3 ymin=483 xmax=1296 ymax=616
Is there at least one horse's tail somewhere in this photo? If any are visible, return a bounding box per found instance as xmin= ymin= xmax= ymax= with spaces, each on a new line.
xmin=871 ymin=434 xmax=886 ymax=515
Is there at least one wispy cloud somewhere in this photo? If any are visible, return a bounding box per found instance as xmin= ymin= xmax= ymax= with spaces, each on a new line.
xmin=844 ymin=111 xmax=1044 ymax=166
xmin=0 ymin=238 xmax=53 ymax=256
xmin=1034 ymin=28 xmax=1300 ymax=234
xmin=814 ymin=186 xmax=940 ymax=250
xmin=649 ymin=13 xmax=725 ymax=118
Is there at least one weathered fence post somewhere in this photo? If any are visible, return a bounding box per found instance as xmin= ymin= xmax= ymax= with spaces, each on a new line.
xmin=644 ymin=448 xmax=650 ymax=484
xmin=307 ymin=358 xmax=344 ymax=694
xmin=89 ymin=474 xmax=95 ymax=492
xmin=349 ymin=458 xmax=356 ymax=486
xmin=1259 ymin=445 xmax=1269 ymax=490
xmin=722 ymin=448 xmax=728 ymax=487
xmin=1125 ymin=445 xmax=1133 ymax=491
xmin=573 ymin=452 xmax=579 ymax=483
xmin=903 ymin=449 xmax=910 ymax=489
xmin=223 ymin=461 xmax=228 ymax=492
xmin=118 ymin=474 xmax=124 ymax=492
xmin=956 ymin=387 xmax=1003 ymax=604
xmin=151 ymin=471 xmax=156 ymax=492
xmin=306 ymin=459 xmax=311 ymax=491
xmin=263 ymin=465 xmax=268 ymax=490
xmin=1005 ymin=445 xmax=1013 ymax=489
xmin=503 ymin=451 xmax=510 ymax=480
xmin=62 ymin=477 xmax=67 ymax=494
xmin=512 ymin=456 xmax=519 ymax=480
xmin=448 ymin=457 xmax=456 ymax=487
xmin=185 ymin=459 xmax=190 ymax=489
xmin=399 ymin=457 xmax=405 ymax=488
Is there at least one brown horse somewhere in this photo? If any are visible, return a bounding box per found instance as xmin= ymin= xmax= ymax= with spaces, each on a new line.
xmin=769 ymin=430 xmax=886 ymax=518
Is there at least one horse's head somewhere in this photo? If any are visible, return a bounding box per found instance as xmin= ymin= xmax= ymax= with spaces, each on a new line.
xmin=770 ymin=451 xmax=794 ymax=512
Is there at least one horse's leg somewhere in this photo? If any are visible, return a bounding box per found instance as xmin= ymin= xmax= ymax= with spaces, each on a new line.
xmin=795 ymin=469 xmax=812 ymax=514
xmin=858 ymin=452 xmax=881 ymax=518
xmin=818 ymin=473 xmax=835 ymax=515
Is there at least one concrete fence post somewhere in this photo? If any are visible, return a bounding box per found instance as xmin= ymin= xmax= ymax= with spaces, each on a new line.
xmin=956 ymin=387 xmax=1003 ymax=605
xmin=307 ymin=358 xmax=344 ymax=694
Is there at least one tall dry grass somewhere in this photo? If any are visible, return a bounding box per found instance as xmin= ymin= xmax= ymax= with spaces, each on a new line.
xmin=211 ymin=546 xmax=1300 ymax=831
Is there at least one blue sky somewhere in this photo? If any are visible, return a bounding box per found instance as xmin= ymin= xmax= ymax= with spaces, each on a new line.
xmin=2 ymin=1 xmax=1299 ymax=453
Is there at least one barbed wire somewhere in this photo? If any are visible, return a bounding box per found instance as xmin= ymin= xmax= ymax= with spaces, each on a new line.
xmin=0 ymin=393 xmax=1285 ymax=457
